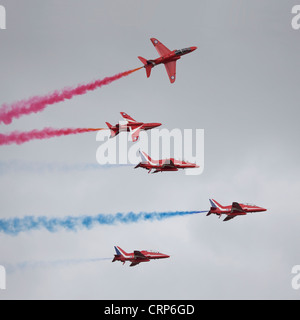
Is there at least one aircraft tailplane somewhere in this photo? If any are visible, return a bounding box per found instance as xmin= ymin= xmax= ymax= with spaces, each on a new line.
xmin=138 ymin=56 xmax=153 ymax=78
xmin=106 ymin=122 xmax=118 ymax=138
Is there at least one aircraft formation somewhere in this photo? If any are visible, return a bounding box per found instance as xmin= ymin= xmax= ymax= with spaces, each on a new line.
xmin=112 ymin=198 xmax=267 ymax=266
xmin=109 ymin=38 xmax=267 ymax=265
xmin=0 ymin=37 xmax=268 ymax=268
xmin=104 ymin=112 xmax=199 ymax=174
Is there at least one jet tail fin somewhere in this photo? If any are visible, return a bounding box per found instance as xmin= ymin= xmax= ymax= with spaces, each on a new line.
xmin=139 ymin=150 xmax=152 ymax=164
xmin=113 ymin=246 xmax=128 ymax=265
xmin=114 ymin=246 xmax=129 ymax=257
xmin=209 ymin=199 xmax=225 ymax=209
xmin=138 ymin=56 xmax=153 ymax=78
xmin=106 ymin=122 xmax=118 ymax=138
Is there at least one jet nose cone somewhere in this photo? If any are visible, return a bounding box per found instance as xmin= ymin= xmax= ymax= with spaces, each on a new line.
xmin=257 ymin=207 xmax=267 ymax=212
xmin=154 ymin=123 xmax=162 ymax=128
xmin=190 ymin=46 xmax=197 ymax=52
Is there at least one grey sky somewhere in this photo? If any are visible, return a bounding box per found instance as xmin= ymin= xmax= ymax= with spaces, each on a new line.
xmin=0 ymin=0 xmax=300 ymax=299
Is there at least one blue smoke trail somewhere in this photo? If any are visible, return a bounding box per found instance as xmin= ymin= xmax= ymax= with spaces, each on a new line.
xmin=5 ymin=257 xmax=111 ymax=274
xmin=0 ymin=160 xmax=132 ymax=175
xmin=0 ymin=211 xmax=205 ymax=236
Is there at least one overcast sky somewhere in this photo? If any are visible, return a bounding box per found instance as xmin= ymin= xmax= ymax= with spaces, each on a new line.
xmin=0 ymin=0 xmax=300 ymax=300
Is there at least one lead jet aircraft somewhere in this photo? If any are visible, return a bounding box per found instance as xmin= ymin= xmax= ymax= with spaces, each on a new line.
xmin=207 ymin=199 xmax=267 ymax=222
xmin=112 ymin=246 xmax=170 ymax=267
xmin=138 ymin=38 xmax=197 ymax=83
xmin=106 ymin=112 xmax=161 ymax=142
xmin=135 ymin=150 xmax=199 ymax=173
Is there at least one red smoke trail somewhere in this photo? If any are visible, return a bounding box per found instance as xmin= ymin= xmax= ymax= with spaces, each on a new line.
xmin=0 ymin=67 xmax=143 ymax=125
xmin=0 ymin=128 xmax=104 ymax=146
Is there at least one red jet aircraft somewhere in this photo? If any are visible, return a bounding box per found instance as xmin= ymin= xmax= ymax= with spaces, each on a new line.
xmin=138 ymin=38 xmax=197 ymax=83
xmin=135 ymin=150 xmax=199 ymax=174
xmin=206 ymin=199 xmax=267 ymax=222
xmin=106 ymin=112 xmax=161 ymax=142
xmin=112 ymin=246 xmax=170 ymax=267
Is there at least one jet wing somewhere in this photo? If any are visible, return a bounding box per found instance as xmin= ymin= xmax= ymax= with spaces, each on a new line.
xmin=150 ymin=38 xmax=172 ymax=57
xmin=164 ymin=61 xmax=177 ymax=83
xmin=231 ymin=202 xmax=245 ymax=214
xmin=120 ymin=112 xmax=136 ymax=123
xmin=130 ymin=262 xmax=140 ymax=267
xmin=130 ymin=125 xmax=143 ymax=142
xmin=134 ymin=251 xmax=148 ymax=260
xmin=154 ymin=160 xmax=178 ymax=173
xmin=162 ymin=159 xmax=176 ymax=168
xmin=223 ymin=215 xmax=237 ymax=222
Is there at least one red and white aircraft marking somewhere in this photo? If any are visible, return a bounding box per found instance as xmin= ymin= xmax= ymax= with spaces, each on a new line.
xmin=207 ymin=199 xmax=267 ymax=222
xmin=138 ymin=38 xmax=197 ymax=83
xmin=112 ymin=246 xmax=170 ymax=267
xmin=135 ymin=150 xmax=199 ymax=174
xmin=106 ymin=112 xmax=161 ymax=142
